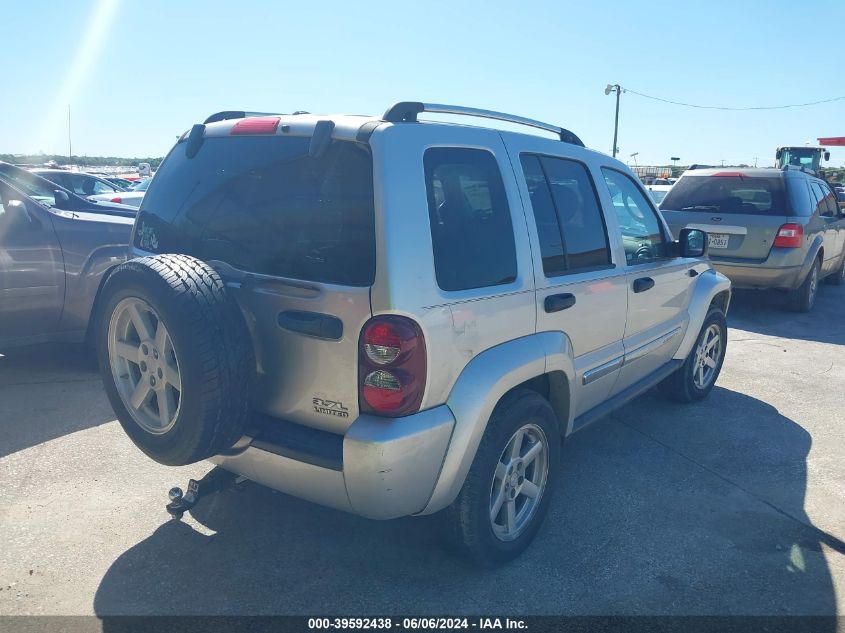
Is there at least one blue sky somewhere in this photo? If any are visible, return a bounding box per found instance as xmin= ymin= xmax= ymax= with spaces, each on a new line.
xmin=4 ymin=0 xmax=843 ymax=166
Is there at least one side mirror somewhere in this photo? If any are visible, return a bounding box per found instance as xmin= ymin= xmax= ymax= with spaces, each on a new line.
xmin=54 ymin=190 xmax=70 ymax=206
xmin=824 ymin=151 xmax=831 ymax=162
xmin=678 ymin=227 xmax=707 ymax=258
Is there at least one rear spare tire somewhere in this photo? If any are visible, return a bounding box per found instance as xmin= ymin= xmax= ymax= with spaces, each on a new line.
xmin=97 ymin=254 xmax=253 ymax=466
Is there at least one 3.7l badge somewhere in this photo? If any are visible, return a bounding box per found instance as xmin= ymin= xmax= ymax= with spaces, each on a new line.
xmin=313 ymin=397 xmax=349 ymax=418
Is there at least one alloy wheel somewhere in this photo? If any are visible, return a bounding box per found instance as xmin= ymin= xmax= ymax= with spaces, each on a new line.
xmin=489 ymin=423 xmax=549 ymax=541
xmin=107 ymin=297 xmax=182 ymax=434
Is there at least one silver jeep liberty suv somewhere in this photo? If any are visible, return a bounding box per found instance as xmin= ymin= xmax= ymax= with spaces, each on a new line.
xmin=97 ymin=102 xmax=731 ymax=566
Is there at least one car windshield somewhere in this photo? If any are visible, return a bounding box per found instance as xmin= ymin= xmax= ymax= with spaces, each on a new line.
xmin=660 ymin=175 xmax=788 ymax=215
xmin=131 ymin=178 xmax=152 ymax=191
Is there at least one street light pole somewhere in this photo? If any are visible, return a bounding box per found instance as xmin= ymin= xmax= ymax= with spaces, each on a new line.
xmin=605 ymin=84 xmax=621 ymax=158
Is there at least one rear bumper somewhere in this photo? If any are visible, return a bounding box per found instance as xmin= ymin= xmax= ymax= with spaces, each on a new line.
xmin=210 ymin=406 xmax=455 ymax=520
xmin=710 ymin=261 xmax=802 ymax=290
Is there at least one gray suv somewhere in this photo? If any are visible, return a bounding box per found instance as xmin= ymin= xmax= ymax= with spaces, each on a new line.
xmin=660 ymin=167 xmax=845 ymax=311
xmin=96 ymin=103 xmax=731 ymax=565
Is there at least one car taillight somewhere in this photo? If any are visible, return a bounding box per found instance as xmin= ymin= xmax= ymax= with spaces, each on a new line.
xmin=773 ymin=223 xmax=804 ymax=248
xmin=230 ymin=116 xmax=280 ymax=135
xmin=110 ymin=197 xmax=122 ymax=203
xmin=359 ymin=316 xmax=426 ymax=417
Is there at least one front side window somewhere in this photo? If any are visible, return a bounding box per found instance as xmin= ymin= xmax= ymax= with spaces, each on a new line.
xmin=74 ymin=175 xmax=117 ymax=196
xmin=602 ymin=168 xmax=667 ymax=263
xmin=425 ymin=147 xmax=517 ymax=291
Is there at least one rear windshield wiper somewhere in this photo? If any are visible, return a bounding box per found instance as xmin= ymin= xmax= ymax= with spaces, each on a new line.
xmin=681 ymin=205 xmax=719 ymax=211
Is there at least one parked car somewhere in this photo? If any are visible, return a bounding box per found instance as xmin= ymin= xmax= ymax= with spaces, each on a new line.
xmin=647 ymin=184 xmax=673 ymax=205
xmin=660 ymin=167 xmax=845 ymax=311
xmin=31 ymin=168 xmax=127 ymax=197
xmin=90 ymin=177 xmax=151 ymax=208
xmin=0 ymin=164 xmax=133 ymax=348
xmin=96 ymin=104 xmax=730 ymax=566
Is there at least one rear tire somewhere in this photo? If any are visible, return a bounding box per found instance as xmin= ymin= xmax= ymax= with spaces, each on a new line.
xmin=658 ymin=309 xmax=727 ymax=403
xmin=97 ymin=254 xmax=253 ymax=466
xmin=444 ymin=389 xmax=560 ymax=567
xmin=788 ymin=259 xmax=820 ymax=312
xmin=824 ymin=251 xmax=845 ymax=286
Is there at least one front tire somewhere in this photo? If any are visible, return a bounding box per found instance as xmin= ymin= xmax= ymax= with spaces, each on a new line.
xmin=658 ymin=309 xmax=727 ymax=403
xmin=444 ymin=389 xmax=560 ymax=567
xmin=97 ymin=254 xmax=253 ymax=466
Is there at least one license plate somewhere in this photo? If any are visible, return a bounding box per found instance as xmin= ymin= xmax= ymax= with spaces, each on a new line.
xmin=708 ymin=233 xmax=730 ymax=249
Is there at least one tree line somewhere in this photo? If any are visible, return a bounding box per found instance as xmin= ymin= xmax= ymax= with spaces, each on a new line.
xmin=0 ymin=154 xmax=163 ymax=170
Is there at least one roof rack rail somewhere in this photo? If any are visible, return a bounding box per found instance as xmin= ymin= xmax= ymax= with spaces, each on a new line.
xmin=203 ymin=110 xmax=280 ymax=124
xmin=382 ymin=102 xmax=584 ymax=147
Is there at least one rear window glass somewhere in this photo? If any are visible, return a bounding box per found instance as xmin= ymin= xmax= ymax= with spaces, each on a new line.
xmin=660 ymin=175 xmax=788 ymax=215
xmin=135 ymin=136 xmax=376 ymax=286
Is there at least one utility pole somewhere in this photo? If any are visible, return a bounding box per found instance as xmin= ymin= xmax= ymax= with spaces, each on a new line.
xmin=68 ymin=104 xmax=72 ymax=167
xmin=605 ymin=84 xmax=622 ymax=158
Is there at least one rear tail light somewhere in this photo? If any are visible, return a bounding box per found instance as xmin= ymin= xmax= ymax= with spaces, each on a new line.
xmin=230 ymin=116 xmax=280 ymax=135
xmin=359 ymin=316 xmax=426 ymax=417
xmin=773 ymin=223 xmax=804 ymax=248
xmin=110 ymin=197 xmax=122 ymax=203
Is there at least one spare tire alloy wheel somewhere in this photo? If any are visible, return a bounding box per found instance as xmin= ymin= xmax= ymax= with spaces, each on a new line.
xmin=108 ymin=297 xmax=182 ymax=434
xmin=490 ymin=423 xmax=549 ymax=542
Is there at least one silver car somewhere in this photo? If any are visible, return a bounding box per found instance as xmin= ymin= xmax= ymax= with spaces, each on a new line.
xmin=96 ymin=104 xmax=731 ymax=566
xmin=660 ymin=167 xmax=845 ymax=312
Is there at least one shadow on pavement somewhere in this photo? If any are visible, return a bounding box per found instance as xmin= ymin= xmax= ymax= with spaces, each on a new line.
xmin=0 ymin=343 xmax=115 ymax=458
xmin=94 ymin=387 xmax=840 ymax=617
xmin=727 ymin=286 xmax=845 ymax=346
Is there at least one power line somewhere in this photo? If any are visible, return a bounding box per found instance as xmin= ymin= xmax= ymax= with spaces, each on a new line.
xmin=621 ymin=87 xmax=845 ymax=111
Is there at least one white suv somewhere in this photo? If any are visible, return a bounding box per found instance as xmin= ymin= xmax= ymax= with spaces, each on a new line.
xmin=96 ymin=102 xmax=731 ymax=566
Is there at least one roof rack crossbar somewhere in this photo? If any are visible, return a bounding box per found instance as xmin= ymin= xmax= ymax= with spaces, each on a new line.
xmin=203 ymin=110 xmax=281 ymax=124
xmin=382 ymin=102 xmax=584 ymax=147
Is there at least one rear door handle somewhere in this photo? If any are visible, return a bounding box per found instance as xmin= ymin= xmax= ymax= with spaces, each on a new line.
xmin=544 ymin=293 xmax=576 ymax=313
xmin=633 ymin=277 xmax=655 ymax=293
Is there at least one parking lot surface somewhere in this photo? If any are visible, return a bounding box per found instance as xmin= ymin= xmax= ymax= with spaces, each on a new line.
xmin=1 ymin=288 xmax=843 ymax=616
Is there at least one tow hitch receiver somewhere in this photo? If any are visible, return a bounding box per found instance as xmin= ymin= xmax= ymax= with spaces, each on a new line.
xmin=166 ymin=467 xmax=239 ymax=520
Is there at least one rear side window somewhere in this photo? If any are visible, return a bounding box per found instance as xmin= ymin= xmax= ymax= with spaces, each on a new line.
xmin=424 ymin=147 xmax=517 ymax=291
xmin=811 ymin=182 xmax=837 ymax=217
xmin=786 ymin=179 xmax=814 ymax=217
xmin=135 ymin=136 xmax=376 ymax=286
xmin=520 ymin=154 xmax=611 ymax=275
xmin=660 ymin=175 xmax=788 ymax=215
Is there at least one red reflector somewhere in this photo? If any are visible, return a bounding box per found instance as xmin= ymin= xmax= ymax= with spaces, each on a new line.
xmin=111 ymin=197 xmax=122 ymax=203
xmin=773 ymin=223 xmax=804 ymax=248
xmin=230 ymin=116 xmax=280 ymax=135
xmin=712 ymin=172 xmax=744 ymax=177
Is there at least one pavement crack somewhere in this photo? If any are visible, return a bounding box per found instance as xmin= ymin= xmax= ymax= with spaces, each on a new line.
xmin=614 ymin=416 xmax=845 ymax=556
